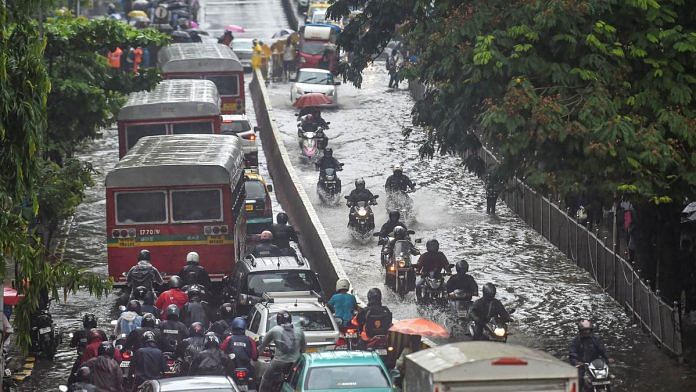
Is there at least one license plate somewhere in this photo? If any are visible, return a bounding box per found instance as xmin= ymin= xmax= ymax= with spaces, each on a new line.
xmin=120 ymin=361 xmax=130 ymax=368
xmin=222 ymin=102 xmax=237 ymax=112
xmin=375 ymin=348 xmax=387 ymax=355
xmin=344 ymin=333 xmax=357 ymax=338
xmin=592 ymin=381 xmax=611 ymax=385
xmin=305 ymin=347 xmax=319 ymax=353
xmin=245 ymin=204 xmax=255 ymax=212
xmin=39 ymin=327 xmax=52 ymax=335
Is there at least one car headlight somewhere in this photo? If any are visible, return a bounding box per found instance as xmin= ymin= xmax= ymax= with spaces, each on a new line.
xmin=357 ymin=209 xmax=367 ymax=217
xmin=493 ymin=327 xmax=506 ymax=337
xmin=398 ymin=259 xmax=406 ymax=268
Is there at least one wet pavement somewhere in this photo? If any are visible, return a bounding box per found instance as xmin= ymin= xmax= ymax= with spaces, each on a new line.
xmin=20 ymin=0 xmax=695 ymax=390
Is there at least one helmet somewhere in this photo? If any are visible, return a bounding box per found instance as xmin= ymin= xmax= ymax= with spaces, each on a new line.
xmin=393 ymin=226 xmax=407 ymax=240
xmin=107 ymin=3 xmax=116 ymax=13
xmin=126 ymin=299 xmax=142 ymax=314
xmin=260 ymin=230 xmax=273 ymax=241
xmin=219 ymin=303 xmax=234 ymax=320
xmin=355 ymin=178 xmax=365 ymax=190
xmin=393 ymin=164 xmax=403 ymax=174
xmin=143 ymin=330 xmax=157 ymax=343
xmin=324 ymin=147 xmax=333 ymax=157
xmin=231 ymin=317 xmax=247 ymax=332
xmin=426 ymin=239 xmax=439 ymax=253
xmin=335 ymin=278 xmax=350 ymax=292
xmin=277 ymin=212 xmax=289 ymax=225
xmin=578 ymin=319 xmax=593 ymax=333
xmin=204 ymin=332 xmax=220 ymax=348
xmin=388 ymin=210 xmax=400 ymax=222
xmin=482 ymin=283 xmax=496 ymax=299
xmin=82 ymin=313 xmax=97 ymax=329
xmin=169 ymin=275 xmax=183 ymax=289
xmin=456 ymin=260 xmax=469 ymax=274
xmin=166 ymin=304 xmax=180 ymax=319
xmin=186 ymin=286 xmax=201 ymax=299
xmin=138 ymin=249 xmax=151 ymax=262
xmin=186 ymin=251 xmax=200 ymax=265
xmin=141 ymin=313 xmax=157 ymax=328
xmin=133 ymin=286 xmax=148 ymax=301
xmin=276 ymin=310 xmax=292 ymax=326
xmin=98 ymin=341 xmax=116 ymax=358
xmin=367 ymin=288 xmax=382 ymax=305
xmin=87 ymin=328 xmax=104 ymax=343
xmin=76 ymin=366 xmax=91 ymax=383
xmin=189 ymin=322 xmax=205 ymax=337
xmin=144 ymin=290 xmax=156 ymax=305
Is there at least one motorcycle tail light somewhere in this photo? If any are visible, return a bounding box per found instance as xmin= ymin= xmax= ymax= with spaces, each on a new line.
xmin=235 ymin=369 xmax=248 ymax=379
xmin=122 ymin=350 xmax=132 ymax=360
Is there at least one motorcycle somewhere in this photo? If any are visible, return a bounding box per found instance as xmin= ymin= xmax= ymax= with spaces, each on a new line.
xmin=582 ymin=359 xmax=612 ymax=391
xmin=114 ymin=333 xmax=133 ymax=388
xmin=448 ymin=290 xmax=474 ymax=337
xmin=346 ymin=196 xmax=378 ymax=243
xmin=298 ymin=130 xmax=323 ymax=162
xmin=419 ymin=270 xmax=450 ymax=305
xmin=317 ymin=165 xmax=343 ymax=205
xmin=227 ymin=353 xmax=254 ymax=391
xmin=30 ymin=307 xmax=60 ymax=359
xmin=384 ymin=239 xmax=418 ymax=296
xmin=163 ymin=352 xmax=182 ymax=378
xmin=467 ymin=308 xmax=515 ymax=342
xmin=386 ymin=189 xmax=414 ymax=222
xmin=364 ymin=335 xmax=389 ymax=360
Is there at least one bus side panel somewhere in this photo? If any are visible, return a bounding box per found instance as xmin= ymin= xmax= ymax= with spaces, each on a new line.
xmin=117 ymin=121 xmax=127 ymax=158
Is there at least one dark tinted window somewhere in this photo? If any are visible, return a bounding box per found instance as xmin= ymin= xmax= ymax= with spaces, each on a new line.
xmin=246 ymin=271 xmax=320 ymax=296
xmin=171 ymin=189 xmax=222 ymax=222
xmin=116 ymin=192 xmax=167 ymax=224
xmin=267 ymin=310 xmax=333 ymax=332
xmin=305 ymin=366 xmax=389 ymax=389
xmin=125 ymin=124 xmax=167 ymax=149
xmin=206 ymin=75 xmax=240 ymax=96
xmin=249 ymin=309 xmax=261 ymax=332
xmin=245 ymin=181 xmax=267 ymax=199
xmin=171 ymin=121 xmax=213 ymax=134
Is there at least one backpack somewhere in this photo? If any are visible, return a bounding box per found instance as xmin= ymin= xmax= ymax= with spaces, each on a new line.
xmin=364 ymin=306 xmax=392 ymax=337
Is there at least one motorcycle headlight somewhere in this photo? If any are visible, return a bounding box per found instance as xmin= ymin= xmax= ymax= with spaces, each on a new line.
xmin=493 ymin=327 xmax=506 ymax=337
xmin=357 ymin=209 xmax=367 ymax=217
xmin=594 ymin=368 xmax=608 ymax=379
xmin=398 ymin=259 xmax=406 ymax=268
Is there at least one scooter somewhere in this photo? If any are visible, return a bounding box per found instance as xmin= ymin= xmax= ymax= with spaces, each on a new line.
xmin=298 ymin=130 xmax=322 ymax=162
xmin=582 ymin=359 xmax=612 ymax=391
xmin=467 ymin=308 xmax=515 ymax=342
xmin=385 ymin=189 xmax=415 ymax=222
xmin=346 ymin=196 xmax=378 ymax=243
xmin=317 ymin=165 xmax=343 ymax=205
xmin=163 ymin=352 xmax=182 ymax=378
xmin=227 ymin=353 xmax=255 ymax=391
xmin=113 ymin=333 xmax=133 ymax=388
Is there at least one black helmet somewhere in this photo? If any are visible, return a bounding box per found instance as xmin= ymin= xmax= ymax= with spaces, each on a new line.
xmin=166 ymin=304 xmax=180 ymax=319
xmin=456 ymin=260 xmax=469 ymax=274
xmin=143 ymin=330 xmax=157 ymax=343
xmin=276 ymin=310 xmax=292 ymax=326
xmin=482 ymin=283 xmax=496 ymax=299
xmin=324 ymin=147 xmax=333 ymax=157
xmin=76 ymin=366 xmax=91 ymax=383
xmin=127 ymin=299 xmax=142 ymax=314
xmin=98 ymin=341 xmax=116 ymax=358
xmin=426 ymin=239 xmax=439 ymax=253
xmin=388 ymin=210 xmax=400 ymax=222
xmin=204 ymin=332 xmax=220 ymax=348
xmin=83 ymin=313 xmax=97 ymax=329
xmin=133 ymin=286 xmax=148 ymax=301
xmin=144 ymin=290 xmax=156 ymax=305
xmin=277 ymin=212 xmax=289 ymax=225
xmin=186 ymin=285 xmax=201 ymax=299
xmin=367 ymin=288 xmax=382 ymax=305
xmin=393 ymin=226 xmax=407 ymax=240
xmin=355 ymin=178 xmax=365 ymax=190
xmin=138 ymin=249 xmax=151 ymax=261
xmin=189 ymin=322 xmax=205 ymax=337
xmin=219 ymin=303 xmax=234 ymax=320
xmin=169 ymin=275 xmax=183 ymax=289
xmin=141 ymin=313 xmax=157 ymax=328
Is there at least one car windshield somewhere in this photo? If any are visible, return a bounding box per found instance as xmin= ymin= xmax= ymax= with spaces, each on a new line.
xmin=245 ymin=181 xmax=267 ymax=199
xmin=305 ymin=366 xmax=390 ymax=389
xmin=299 ymin=41 xmax=329 ymax=56
xmin=246 ymin=270 xmax=320 ymax=296
xmin=222 ymin=120 xmax=251 ymax=134
xmin=267 ymin=310 xmax=334 ymax=331
xmin=297 ymin=71 xmax=333 ymax=84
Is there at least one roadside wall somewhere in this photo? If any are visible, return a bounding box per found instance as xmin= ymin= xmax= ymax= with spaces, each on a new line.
xmin=249 ymin=69 xmax=348 ymax=296
xmin=281 ymin=0 xmax=300 ymax=31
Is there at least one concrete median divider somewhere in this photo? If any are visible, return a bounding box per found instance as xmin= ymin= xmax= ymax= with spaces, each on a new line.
xmin=249 ymin=69 xmax=348 ymax=296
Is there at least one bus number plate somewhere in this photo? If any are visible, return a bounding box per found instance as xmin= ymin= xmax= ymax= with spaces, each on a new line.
xmin=118 ymin=238 xmax=135 ymax=247
xmin=222 ymin=102 xmax=237 ymax=112
xmin=208 ymin=236 xmax=224 ymax=245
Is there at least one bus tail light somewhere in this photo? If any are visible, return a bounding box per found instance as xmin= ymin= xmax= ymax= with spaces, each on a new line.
xmin=112 ymin=228 xmax=136 ymax=238
xmin=204 ymin=225 xmax=228 ymax=236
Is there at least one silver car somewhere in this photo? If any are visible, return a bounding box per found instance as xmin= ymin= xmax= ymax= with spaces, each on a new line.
xmin=232 ymin=38 xmax=254 ymax=69
xmin=221 ymin=114 xmax=258 ymax=165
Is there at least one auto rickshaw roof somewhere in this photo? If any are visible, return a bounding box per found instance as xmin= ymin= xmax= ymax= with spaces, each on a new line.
xmin=118 ymin=79 xmax=221 ymax=121
xmin=105 ymin=135 xmax=244 ymax=188
xmin=158 ymin=42 xmax=244 ymax=73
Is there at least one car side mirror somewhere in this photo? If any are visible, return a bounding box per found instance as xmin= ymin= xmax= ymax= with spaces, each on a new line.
xmin=253 ymin=126 xmax=260 ymax=133
xmin=373 ymin=232 xmax=381 ymax=237
xmin=373 ymin=195 xmax=379 ymax=199
xmin=333 ymin=81 xmax=341 ymax=85
xmin=266 ymin=184 xmax=273 ymax=192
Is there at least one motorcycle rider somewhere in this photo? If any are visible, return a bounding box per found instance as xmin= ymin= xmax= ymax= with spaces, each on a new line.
xmin=70 ymin=313 xmax=98 ymax=355
xmin=159 ymin=304 xmax=189 ymax=352
xmin=81 ymin=328 xmax=108 ymax=363
xmin=125 ymin=313 xmax=167 ymax=352
xmin=569 ymin=319 xmax=610 ymax=390
xmin=415 ymin=239 xmax=452 ymax=303
xmin=258 ymin=311 xmax=306 ymax=391
xmin=446 ymin=260 xmax=479 ymax=300
xmin=67 ymin=366 xmax=97 ymax=392
xmin=155 ymin=275 xmax=189 ymax=319
xmin=378 ymin=211 xmax=408 ymax=240
xmin=114 ymin=300 xmax=143 ymax=336
xmin=351 ymin=288 xmax=392 ymax=347
xmin=221 ymin=318 xmax=258 ymax=379
xmin=189 ymin=332 xmax=232 ymax=376
xmin=346 ymin=178 xmax=377 ymax=226
xmin=208 ymin=303 xmax=236 ymax=339
xmin=328 ymin=279 xmax=357 ymax=327
xmin=126 ymin=249 xmax=164 ymax=295
xmin=315 ymin=148 xmax=343 ymax=187
xmin=252 ymin=230 xmax=281 ymax=257
xmin=83 ymin=341 xmax=124 ymax=392
xmin=177 ymin=322 xmax=207 ymax=374
xmin=141 ymin=290 xmax=160 ymax=319
xmin=386 ymin=226 xmax=419 ymax=260
xmin=270 ymin=212 xmax=298 ymax=251
xmin=178 ymin=251 xmax=212 ymax=289
xmin=182 ymin=286 xmax=211 ymax=328
xmin=131 ymin=331 xmax=167 ymax=387
xmin=470 ymin=283 xmax=512 ymax=340
xmin=131 ymin=286 xmax=149 ymax=305
xmin=298 ymin=113 xmax=329 ymax=149
xmin=384 ymin=164 xmax=415 ymax=193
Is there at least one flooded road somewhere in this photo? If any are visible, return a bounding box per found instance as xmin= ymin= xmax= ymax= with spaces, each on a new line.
xmin=21 ymin=0 xmax=695 ymax=390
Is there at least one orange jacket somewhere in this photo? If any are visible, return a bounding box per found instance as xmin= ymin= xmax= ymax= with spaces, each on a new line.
xmin=107 ymin=47 xmax=123 ymax=68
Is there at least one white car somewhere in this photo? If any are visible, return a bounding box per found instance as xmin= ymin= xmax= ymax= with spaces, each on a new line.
xmin=291 ymin=68 xmax=340 ymax=106
xmin=221 ymin=114 xmax=258 ymax=165
xmin=232 ymin=38 xmax=254 ymax=69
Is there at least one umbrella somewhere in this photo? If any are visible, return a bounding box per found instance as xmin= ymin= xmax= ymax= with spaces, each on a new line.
xmin=226 ymin=25 xmax=246 ymax=33
xmin=272 ymin=28 xmax=295 ymax=39
xmin=681 ymin=202 xmax=696 ymax=224
xmin=293 ymin=93 xmax=333 ymax=108
xmin=4 ymin=286 xmax=24 ymax=306
xmin=128 ymin=10 xmax=148 ymax=19
xmin=389 ymin=318 xmax=450 ymax=338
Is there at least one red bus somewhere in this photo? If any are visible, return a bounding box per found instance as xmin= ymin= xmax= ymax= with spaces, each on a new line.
xmin=105 ymin=134 xmax=247 ymax=286
xmin=158 ymin=43 xmax=245 ymax=115
xmin=116 ymin=79 xmax=222 ymax=158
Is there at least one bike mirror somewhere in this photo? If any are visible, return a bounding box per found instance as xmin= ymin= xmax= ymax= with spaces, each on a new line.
xmin=326 ymin=121 xmax=331 ymax=125
xmin=373 ymin=195 xmax=379 ymax=199
xmin=344 ymin=196 xmax=349 ymax=199
xmin=118 ymin=305 xmax=126 ymax=312
xmin=414 ymin=238 xmax=422 ymax=244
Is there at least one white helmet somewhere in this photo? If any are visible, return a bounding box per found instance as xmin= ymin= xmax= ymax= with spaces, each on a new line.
xmin=393 ymin=164 xmax=403 ymax=173
xmin=335 ymin=279 xmax=350 ymax=292
xmin=186 ymin=251 xmax=200 ymax=264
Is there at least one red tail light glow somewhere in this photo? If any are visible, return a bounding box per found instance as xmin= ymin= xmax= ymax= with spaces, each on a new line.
xmin=122 ymin=350 xmax=132 ymax=360
xmin=235 ymin=369 xmax=248 ymax=379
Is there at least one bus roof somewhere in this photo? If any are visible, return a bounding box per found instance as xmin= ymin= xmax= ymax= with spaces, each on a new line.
xmin=106 ymin=135 xmax=244 ymax=188
xmin=406 ymin=342 xmax=577 ymax=382
xmin=158 ymin=43 xmax=244 ymax=73
xmin=118 ymin=79 xmax=221 ymax=121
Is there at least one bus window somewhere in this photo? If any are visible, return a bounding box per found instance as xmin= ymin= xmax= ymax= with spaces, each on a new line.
xmin=206 ymin=75 xmax=240 ymax=96
xmin=171 ymin=121 xmax=214 ymax=134
xmin=126 ymin=124 xmax=167 ymax=149
xmin=116 ymin=191 xmax=168 ymax=224
xmin=171 ymin=189 xmax=222 ymax=222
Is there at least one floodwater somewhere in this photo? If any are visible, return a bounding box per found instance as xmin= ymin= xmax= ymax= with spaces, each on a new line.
xmin=19 ymin=0 xmax=695 ymax=390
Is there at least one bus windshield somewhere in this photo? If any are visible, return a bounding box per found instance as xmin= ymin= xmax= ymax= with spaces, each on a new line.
xmin=299 ymin=41 xmax=329 ymax=56
xmin=171 ymin=189 xmax=222 ymax=222
xmin=116 ymin=191 xmax=167 ymax=224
